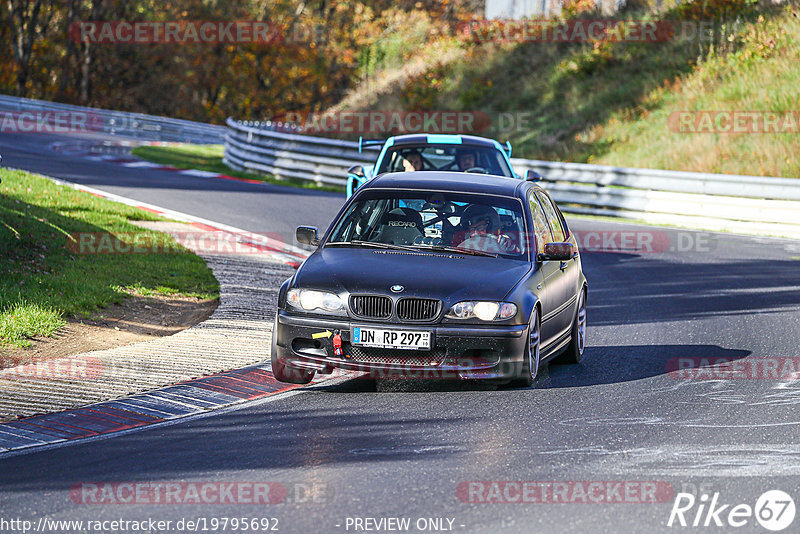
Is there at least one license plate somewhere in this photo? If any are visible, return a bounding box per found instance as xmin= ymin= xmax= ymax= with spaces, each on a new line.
xmin=351 ymin=327 xmax=432 ymax=350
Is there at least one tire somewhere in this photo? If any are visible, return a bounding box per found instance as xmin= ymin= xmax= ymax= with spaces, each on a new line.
xmin=508 ymin=307 xmax=541 ymax=388
xmin=270 ymin=314 xmax=314 ymax=384
xmin=556 ymin=287 xmax=586 ymax=364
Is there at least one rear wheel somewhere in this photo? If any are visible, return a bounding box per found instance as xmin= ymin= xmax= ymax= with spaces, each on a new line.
xmin=509 ymin=307 xmax=540 ymax=388
xmin=556 ymin=288 xmax=586 ymax=364
xmin=270 ymin=314 xmax=315 ymax=384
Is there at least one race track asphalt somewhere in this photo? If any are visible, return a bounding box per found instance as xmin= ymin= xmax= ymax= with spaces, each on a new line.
xmin=1 ymin=131 xmax=799 ymax=533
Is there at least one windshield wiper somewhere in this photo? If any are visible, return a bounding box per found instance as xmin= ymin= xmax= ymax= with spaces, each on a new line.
xmin=326 ymin=240 xmax=419 ymax=252
xmin=327 ymin=241 xmax=498 ymax=257
xmin=410 ymin=244 xmax=497 ymax=258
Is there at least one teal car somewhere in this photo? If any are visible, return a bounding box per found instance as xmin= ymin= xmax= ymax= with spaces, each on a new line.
xmin=346 ymin=134 xmax=520 ymax=198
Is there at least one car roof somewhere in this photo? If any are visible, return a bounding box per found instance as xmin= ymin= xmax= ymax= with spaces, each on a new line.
xmin=365 ymin=171 xmax=526 ymax=197
xmin=388 ymin=134 xmax=503 ymax=149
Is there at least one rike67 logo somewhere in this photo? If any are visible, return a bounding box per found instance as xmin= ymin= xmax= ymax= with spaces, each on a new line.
xmin=668 ymin=490 xmax=796 ymax=531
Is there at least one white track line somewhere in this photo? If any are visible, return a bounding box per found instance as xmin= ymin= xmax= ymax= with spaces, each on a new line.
xmin=121 ymin=161 xmax=162 ymax=168
xmin=178 ymin=169 xmax=222 ymax=178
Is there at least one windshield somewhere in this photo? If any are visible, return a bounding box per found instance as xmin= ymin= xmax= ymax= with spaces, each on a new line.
xmin=327 ymin=190 xmax=528 ymax=259
xmin=377 ymin=144 xmax=514 ymax=177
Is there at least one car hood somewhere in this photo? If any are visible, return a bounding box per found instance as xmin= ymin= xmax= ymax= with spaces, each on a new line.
xmin=294 ymin=247 xmax=531 ymax=302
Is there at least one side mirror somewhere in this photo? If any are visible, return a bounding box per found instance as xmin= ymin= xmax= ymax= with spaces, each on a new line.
xmin=525 ymin=169 xmax=542 ymax=182
xmin=347 ymin=165 xmax=365 ymax=178
xmin=538 ymin=242 xmax=575 ymax=262
xmin=296 ymin=226 xmax=319 ymax=246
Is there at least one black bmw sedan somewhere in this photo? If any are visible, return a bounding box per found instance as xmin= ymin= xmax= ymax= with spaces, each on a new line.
xmin=271 ymin=171 xmax=587 ymax=387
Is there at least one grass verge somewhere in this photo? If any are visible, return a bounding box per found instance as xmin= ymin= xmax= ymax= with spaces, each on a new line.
xmin=0 ymin=167 xmax=219 ymax=348
xmin=131 ymin=144 xmax=345 ymax=193
xmin=332 ymin=2 xmax=799 ymax=178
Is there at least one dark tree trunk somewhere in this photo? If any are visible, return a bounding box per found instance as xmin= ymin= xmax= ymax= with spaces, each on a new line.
xmin=9 ymin=0 xmax=45 ymax=97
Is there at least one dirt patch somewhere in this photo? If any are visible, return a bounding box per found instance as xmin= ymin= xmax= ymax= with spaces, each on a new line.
xmin=0 ymin=294 xmax=218 ymax=367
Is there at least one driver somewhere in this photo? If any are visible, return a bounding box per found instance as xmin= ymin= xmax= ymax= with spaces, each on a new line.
xmin=402 ymin=149 xmax=424 ymax=172
xmin=455 ymin=204 xmax=516 ymax=254
xmin=456 ymin=148 xmax=478 ymax=171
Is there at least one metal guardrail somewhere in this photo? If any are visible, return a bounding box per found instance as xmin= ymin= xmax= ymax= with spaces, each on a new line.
xmin=0 ymin=94 xmax=225 ymax=144
xmin=224 ymin=118 xmax=378 ymax=186
xmin=511 ymin=159 xmax=800 ymax=238
xmin=224 ymin=118 xmax=800 ymax=238
xmin=10 ymin=96 xmax=797 ymax=238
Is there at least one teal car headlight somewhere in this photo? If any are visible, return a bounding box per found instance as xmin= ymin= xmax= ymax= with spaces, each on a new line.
xmin=287 ymin=289 xmax=345 ymax=313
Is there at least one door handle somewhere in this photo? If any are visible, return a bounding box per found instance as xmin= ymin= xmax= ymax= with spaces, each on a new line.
xmin=537 ymin=283 xmax=542 ymax=290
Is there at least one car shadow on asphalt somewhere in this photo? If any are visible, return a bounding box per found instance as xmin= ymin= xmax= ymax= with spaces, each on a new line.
xmin=311 ymin=377 xmax=500 ymax=394
xmin=311 ymin=343 xmax=750 ymax=393
xmin=539 ymin=344 xmax=751 ymax=389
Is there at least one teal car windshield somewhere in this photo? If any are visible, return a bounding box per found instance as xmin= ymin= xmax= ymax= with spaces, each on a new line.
xmin=376 ymin=144 xmax=514 ymax=177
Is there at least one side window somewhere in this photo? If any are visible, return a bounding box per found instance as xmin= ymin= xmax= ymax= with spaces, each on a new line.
xmin=536 ymin=191 xmax=566 ymax=242
xmin=528 ymin=193 xmax=553 ymax=254
xmin=552 ymin=196 xmax=570 ymax=236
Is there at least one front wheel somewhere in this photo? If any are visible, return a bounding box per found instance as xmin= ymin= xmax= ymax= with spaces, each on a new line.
xmin=556 ymin=287 xmax=586 ymax=364
xmin=508 ymin=307 xmax=541 ymax=388
xmin=270 ymin=314 xmax=314 ymax=384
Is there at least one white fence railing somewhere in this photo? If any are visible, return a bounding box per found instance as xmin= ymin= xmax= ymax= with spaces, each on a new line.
xmin=224 ymin=118 xmax=378 ymax=186
xmin=510 ymin=159 xmax=800 ymax=238
xmin=224 ymin=119 xmax=800 ymax=239
xmin=0 ymin=94 xmax=225 ymax=144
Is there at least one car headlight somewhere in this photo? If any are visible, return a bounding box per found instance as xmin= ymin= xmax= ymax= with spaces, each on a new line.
xmin=286 ymin=289 xmax=344 ymax=313
xmin=445 ymin=301 xmax=517 ymax=321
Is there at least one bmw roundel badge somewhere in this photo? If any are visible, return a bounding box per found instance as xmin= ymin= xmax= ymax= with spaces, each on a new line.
xmin=391 ymin=285 xmax=404 ymax=293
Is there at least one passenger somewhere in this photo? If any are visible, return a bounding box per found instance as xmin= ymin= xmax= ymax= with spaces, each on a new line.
xmin=402 ymin=150 xmax=424 ymax=172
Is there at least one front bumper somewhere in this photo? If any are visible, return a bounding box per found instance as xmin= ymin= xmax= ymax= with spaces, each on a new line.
xmin=274 ymin=311 xmax=528 ymax=380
